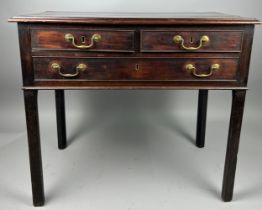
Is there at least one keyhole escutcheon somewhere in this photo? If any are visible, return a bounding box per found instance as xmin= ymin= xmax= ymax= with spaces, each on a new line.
xmin=190 ymin=36 xmax=194 ymax=43
xmin=135 ymin=64 xmax=140 ymax=71
xmin=81 ymin=36 xmax=86 ymax=43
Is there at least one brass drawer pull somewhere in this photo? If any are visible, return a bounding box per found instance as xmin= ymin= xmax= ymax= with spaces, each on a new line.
xmin=64 ymin=33 xmax=102 ymax=49
xmin=173 ymin=35 xmax=210 ymax=51
xmin=186 ymin=63 xmax=220 ymax=78
xmin=51 ymin=63 xmax=87 ymax=78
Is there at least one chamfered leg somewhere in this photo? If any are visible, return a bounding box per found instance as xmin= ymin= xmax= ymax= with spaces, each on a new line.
xmin=24 ymin=90 xmax=45 ymax=206
xmin=55 ymin=90 xmax=67 ymax=149
xmin=196 ymin=90 xmax=208 ymax=148
xmin=222 ymin=90 xmax=246 ymax=202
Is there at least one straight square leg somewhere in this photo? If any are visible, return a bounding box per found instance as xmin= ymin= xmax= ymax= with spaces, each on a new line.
xmin=24 ymin=90 xmax=45 ymax=206
xmin=196 ymin=90 xmax=208 ymax=148
xmin=55 ymin=90 xmax=67 ymax=149
xmin=222 ymin=90 xmax=246 ymax=201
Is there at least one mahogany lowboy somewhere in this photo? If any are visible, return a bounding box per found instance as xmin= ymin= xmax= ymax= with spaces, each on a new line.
xmin=9 ymin=12 xmax=261 ymax=206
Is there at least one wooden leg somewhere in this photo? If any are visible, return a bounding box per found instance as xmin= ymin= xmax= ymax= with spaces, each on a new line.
xmin=222 ymin=90 xmax=246 ymax=202
xmin=196 ymin=90 xmax=208 ymax=148
xmin=24 ymin=90 xmax=45 ymax=206
xmin=55 ymin=90 xmax=67 ymax=149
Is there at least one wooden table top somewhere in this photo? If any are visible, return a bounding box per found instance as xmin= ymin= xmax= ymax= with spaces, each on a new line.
xmin=8 ymin=11 xmax=261 ymax=25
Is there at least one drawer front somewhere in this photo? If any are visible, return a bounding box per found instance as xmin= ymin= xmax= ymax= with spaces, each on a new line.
xmin=141 ymin=30 xmax=243 ymax=52
xmin=33 ymin=57 xmax=239 ymax=81
xmin=31 ymin=29 xmax=135 ymax=52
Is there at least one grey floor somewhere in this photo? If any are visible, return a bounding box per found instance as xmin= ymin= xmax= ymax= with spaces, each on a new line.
xmin=0 ymin=90 xmax=262 ymax=210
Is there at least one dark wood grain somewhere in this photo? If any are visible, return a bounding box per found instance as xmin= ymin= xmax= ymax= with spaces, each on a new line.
xmin=24 ymin=90 xmax=45 ymax=206
xmin=196 ymin=90 xmax=208 ymax=148
xmin=222 ymin=90 xmax=246 ymax=201
xmin=33 ymin=57 xmax=239 ymax=81
xmin=141 ymin=30 xmax=243 ymax=52
xmin=23 ymin=84 xmax=248 ymax=90
xmin=31 ymin=28 xmax=135 ymax=52
xmin=55 ymin=90 xmax=67 ymax=149
xmin=8 ymin=11 xmax=261 ymax=25
xmin=18 ymin=23 xmax=34 ymax=86
xmin=31 ymin=51 xmax=241 ymax=58
xmin=238 ymin=25 xmax=255 ymax=86
xmin=10 ymin=12 xmax=260 ymax=206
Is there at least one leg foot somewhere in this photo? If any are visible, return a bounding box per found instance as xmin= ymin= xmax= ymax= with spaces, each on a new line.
xmin=24 ymin=90 xmax=45 ymax=206
xmin=222 ymin=90 xmax=246 ymax=202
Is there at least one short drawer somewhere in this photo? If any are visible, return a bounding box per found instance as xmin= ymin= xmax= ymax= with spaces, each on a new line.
xmin=33 ymin=57 xmax=239 ymax=82
xmin=31 ymin=28 xmax=135 ymax=52
xmin=141 ymin=30 xmax=243 ymax=52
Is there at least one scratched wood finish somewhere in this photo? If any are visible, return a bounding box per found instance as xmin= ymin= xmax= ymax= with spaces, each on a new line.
xmin=141 ymin=30 xmax=243 ymax=52
xmin=30 ymin=81 xmax=246 ymax=90
xmin=12 ymin=21 xmax=257 ymax=90
xmin=31 ymin=28 xmax=135 ymax=52
xmin=8 ymin=11 xmax=261 ymax=25
xmin=33 ymin=57 xmax=239 ymax=81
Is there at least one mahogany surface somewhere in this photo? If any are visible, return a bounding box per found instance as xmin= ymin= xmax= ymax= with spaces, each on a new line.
xmin=33 ymin=57 xmax=239 ymax=81
xmin=9 ymin=12 xmax=261 ymax=206
xmin=31 ymin=28 xmax=135 ymax=52
xmin=9 ymin=11 xmax=260 ymax=25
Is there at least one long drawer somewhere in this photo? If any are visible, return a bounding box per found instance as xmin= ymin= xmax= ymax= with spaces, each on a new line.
xmin=33 ymin=57 xmax=239 ymax=81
